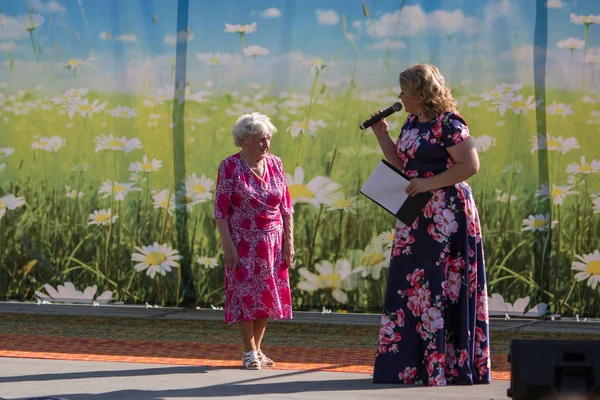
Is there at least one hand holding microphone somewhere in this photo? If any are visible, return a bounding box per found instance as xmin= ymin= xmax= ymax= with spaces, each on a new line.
xmin=359 ymin=102 xmax=403 ymax=131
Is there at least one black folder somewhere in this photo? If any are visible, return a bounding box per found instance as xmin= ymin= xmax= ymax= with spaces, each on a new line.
xmin=360 ymin=159 xmax=433 ymax=226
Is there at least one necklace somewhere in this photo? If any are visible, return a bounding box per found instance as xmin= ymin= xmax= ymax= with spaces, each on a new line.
xmin=239 ymin=152 xmax=268 ymax=189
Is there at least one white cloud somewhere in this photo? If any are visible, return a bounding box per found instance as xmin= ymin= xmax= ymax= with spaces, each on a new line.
xmin=316 ymin=9 xmax=340 ymax=25
xmin=261 ymin=8 xmax=281 ymax=18
xmin=28 ymin=0 xmax=65 ymax=13
xmin=115 ymin=33 xmax=137 ymax=43
xmin=371 ymin=39 xmax=406 ymax=50
xmin=499 ymin=44 xmax=547 ymax=64
xmin=484 ymin=0 xmax=510 ymax=24
xmin=546 ymin=0 xmax=566 ymax=9
xmin=0 ymin=14 xmax=25 ymax=40
xmin=0 ymin=41 xmax=22 ymax=51
xmin=164 ymin=31 xmax=194 ymax=45
xmin=365 ymin=5 xmax=477 ymax=38
xmin=99 ymin=31 xmax=111 ymax=41
xmin=352 ymin=20 xmax=362 ymax=29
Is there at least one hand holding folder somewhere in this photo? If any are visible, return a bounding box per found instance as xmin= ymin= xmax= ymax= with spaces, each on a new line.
xmin=360 ymin=160 xmax=433 ymax=226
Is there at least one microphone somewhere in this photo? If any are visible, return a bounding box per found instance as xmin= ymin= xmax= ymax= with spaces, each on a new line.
xmin=359 ymin=102 xmax=403 ymax=130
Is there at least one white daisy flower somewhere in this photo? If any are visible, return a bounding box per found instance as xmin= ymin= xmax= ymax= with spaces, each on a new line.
xmin=472 ymin=135 xmax=496 ymax=153
xmin=286 ymin=120 xmax=327 ymax=138
xmin=196 ymin=52 xmax=235 ymax=66
xmin=495 ymin=189 xmax=517 ymax=203
xmin=566 ymin=156 xmax=600 ymax=175
xmin=31 ymin=136 xmax=66 ymax=152
xmin=34 ymin=282 xmax=113 ymax=304
xmin=98 ymin=180 xmax=141 ymax=201
xmin=185 ymin=173 xmax=214 ymax=201
xmin=0 ymin=147 xmax=15 ymax=158
xmin=224 ymin=22 xmax=257 ymax=34
xmin=0 ymin=193 xmax=26 ymax=220
xmin=0 ymin=163 xmax=5 ymax=171
xmin=62 ymin=57 xmax=94 ymax=72
xmin=65 ymin=98 xmax=107 ymax=119
xmin=354 ymin=240 xmax=391 ymax=280
xmin=152 ymin=189 xmax=176 ymax=215
xmin=243 ymin=45 xmax=269 ymax=57
xmin=547 ymin=102 xmax=574 ymax=117
xmin=132 ymin=242 xmax=181 ymax=279
xmin=65 ymin=186 xmax=84 ymax=199
xmin=325 ymin=193 xmax=358 ymax=214
xmin=571 ymin=250 xmax=600 ymax=289
xmin=197 ymin=256 xmax=218 ymax=269
xmin=128 ymin=155 xmax=162 ymax=173
xmin=592 ymin=197 xmax=600 ymax=214
xmin=493 ymin=94 xmax=538 ymax=117
xmin=570 ymin=13 xmax=600 ymax=25
xmin=285 ymin=166 xmax=341 ymax=208
xmin=373 ymin=230 xmax=395 ymax=250
xmin=531 ymin=133 xmax=579 ymax=154
xmin=521 ymin=214 xmax=557 ymax=232
xmin=175 ymin=186 xmax=204 ymax=212
xmin=88 ymin=209 xmax=118 ymax=226
xmin=95 ymin=134 xmax=142 ymax=154
xmin=19 ymin=13 xmax=44 ymax=32
xmin=110 ymin=106 xmax=137 ymax=119
xmin=297 ymin=259 xmax=356 ymax=304
xmin=536 ymin=183 xmax=578 ymax=205
xmin=557 ymin=38 xmax=585 ymax=50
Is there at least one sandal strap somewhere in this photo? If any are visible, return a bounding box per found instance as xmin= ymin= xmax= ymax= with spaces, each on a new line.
xmin=243 ymin=351 xmax=260 ymax=368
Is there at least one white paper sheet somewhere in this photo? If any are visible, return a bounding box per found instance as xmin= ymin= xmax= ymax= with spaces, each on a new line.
xmin=360 ymin=161 xmax=410 ymax=214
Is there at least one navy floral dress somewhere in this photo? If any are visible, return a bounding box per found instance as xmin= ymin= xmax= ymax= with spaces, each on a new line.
xmin=372 ymin=112 xmax=492 ymax=386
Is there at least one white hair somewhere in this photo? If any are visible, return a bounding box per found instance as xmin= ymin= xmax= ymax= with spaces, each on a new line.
xmin=231 ymin=112 xmax=277 ymax=147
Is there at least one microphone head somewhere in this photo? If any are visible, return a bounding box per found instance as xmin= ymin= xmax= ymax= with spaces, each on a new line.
xmin=392 ymin=102 xmax=403 ymax=112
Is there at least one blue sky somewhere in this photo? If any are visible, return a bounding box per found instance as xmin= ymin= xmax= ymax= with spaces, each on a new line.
xmin=0 ymin=0 xmax=599 ymax=93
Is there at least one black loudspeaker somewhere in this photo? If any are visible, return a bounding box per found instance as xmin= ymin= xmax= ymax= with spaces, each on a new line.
xmin=508 ymin=339 xmax=600 ymax=400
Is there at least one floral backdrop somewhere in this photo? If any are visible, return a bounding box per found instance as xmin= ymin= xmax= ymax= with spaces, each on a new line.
xmin=0 ymin=0 xmax=599 ymax=317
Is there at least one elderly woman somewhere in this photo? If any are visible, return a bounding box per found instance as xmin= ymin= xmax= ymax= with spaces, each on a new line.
xmin=214 ymin=112 xmax=294 ymax=370
xmin=369 ymin=64 xmax=492 ymax=386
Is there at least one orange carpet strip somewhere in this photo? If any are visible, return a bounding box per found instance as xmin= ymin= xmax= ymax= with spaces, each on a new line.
xmin=0 ymin=334 xmax=510 ymax=380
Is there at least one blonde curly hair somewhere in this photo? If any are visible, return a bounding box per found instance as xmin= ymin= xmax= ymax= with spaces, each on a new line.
xmin=399 ymin=63 xmax=457 ymax=118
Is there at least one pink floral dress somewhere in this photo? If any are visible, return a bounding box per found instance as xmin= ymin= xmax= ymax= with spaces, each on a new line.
xmin=214 ymin=153 xmax=294 ymax=324
xmin=372 ymin=112 xmax=492 ymax=386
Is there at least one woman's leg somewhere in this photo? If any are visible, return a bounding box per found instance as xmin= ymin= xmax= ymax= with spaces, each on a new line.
xmin=237 ymin=321 xmax=257 ymax=352
xmin=253 ymin=318 xmax=268 ymax=350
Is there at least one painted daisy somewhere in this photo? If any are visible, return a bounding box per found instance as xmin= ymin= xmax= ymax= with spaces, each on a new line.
xmin=88 ymin=209 xmax=118 ymax=226
xmin=98 ymin=180 xmax=141 ymax=201
xmin=325 ymin=193 xmax=358 ymax=214
xmin=285 ymin=166 xmax=340 ymax=208
xmin=152 ymin=189 xmax=176 ymax=215
xmin=0 ymin=193 xmax=26 ymax=220
xmin=536 ymin=183 xmax=578 ymax=205
xmin=521 ymin=214 xmax=557 ymax=232
xmin=354 ymin=240 xmax=391 ymax=280
xmin=472 ymin=135 xmax=496 ymax=153
xmin=132 ymin=242 xmax=181 ymax=279
xmin=129 ymin=155 xmax=162 ymax=173
xmin=65 ymin=186 xmax=84 ymax=199
xmin=185 ymin=173 xmax=214 ymax=201
xmin=566 ymin=156 xmax=600 ymax=175
xmin=571 ymin=250 xmax=600 ymax=289
xmin=546 ymin=102 xmax=574 ymax=117
xmin=197 ymin=256 xmax=218 ymax=269
xmin=531 ymin=133 xmax=579 ymax=154
xmin=297 ymin=259 xmax=356 ymax=304
xmin=286 ymin=119 xmax=327 ymax=138
xmin=31 ymin=136 xmax=66 ymax=152
xmin=65 ymin=97 xmax=107 ymax=119
xmin=110 ymin=106 xmax=137 ymax=119
xmin=495 ymin=189 xmax=517 ymax=203
xmin=0 ymin=147 xmax=15 ymax=158
xmin=224 ymin=22 xmax=257 ymax=34
xmin=95 ymin=134 xmax=142 ymax=154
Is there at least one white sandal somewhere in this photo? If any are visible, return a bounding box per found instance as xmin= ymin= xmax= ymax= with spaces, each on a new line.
xmin=257 ymin=349 xmax=275 ymax=367
xmin=242 ymin=350 xmax=261 ymax=370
